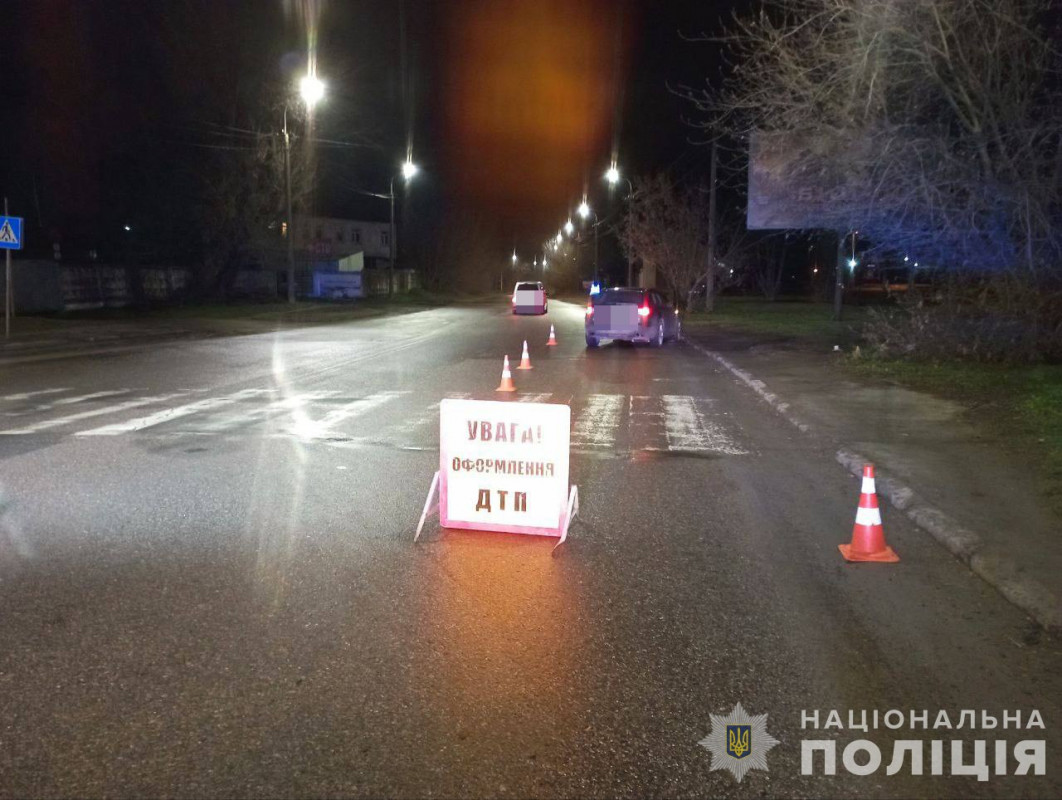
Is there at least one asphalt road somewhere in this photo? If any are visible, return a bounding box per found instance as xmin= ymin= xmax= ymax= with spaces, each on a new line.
xmin=0 ymin=300 xmax=1058 ymax=798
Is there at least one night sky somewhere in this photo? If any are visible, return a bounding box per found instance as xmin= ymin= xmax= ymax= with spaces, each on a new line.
xmin=0 ymin=0 xmax=745 ymax=263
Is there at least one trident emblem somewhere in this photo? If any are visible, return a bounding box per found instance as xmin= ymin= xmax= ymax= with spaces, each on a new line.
xmin=726 ymin=725 xmax=751 ymax=759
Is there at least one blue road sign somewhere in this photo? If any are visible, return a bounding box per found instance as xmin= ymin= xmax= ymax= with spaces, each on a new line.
xmin=0 ymin=216 xmax=22 ymax=250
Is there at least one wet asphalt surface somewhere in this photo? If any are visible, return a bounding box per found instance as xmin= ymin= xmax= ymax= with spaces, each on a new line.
xmin=0 ymin=300 xmax=1059 ymax=798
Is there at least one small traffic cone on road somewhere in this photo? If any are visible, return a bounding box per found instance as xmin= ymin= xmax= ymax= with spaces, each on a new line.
xmin=546 ymin=325 xmax=558 ymax=346
xmin=517 ymin=340 xmax=533 ymax=370
xmin=839 ymin=464 xmax=899 ymax=563
xmin=496 ymin=355 xmax=516 ymax=392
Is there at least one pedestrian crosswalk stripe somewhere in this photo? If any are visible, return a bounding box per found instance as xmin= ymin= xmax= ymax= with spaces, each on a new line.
xmin=8 ymin=390 xmax=130 ymax=416
xmin=572 ymin=394 xmax=624 ymax=448
xmin=191 ymin=391 xmax=339 ymax=433
xmin=288 ymin=391 xmax=408 ymax=440
xmin=0 ymin=388 xmax=72 ymax=402
xmin=0 ymin=394 xmax=187 ymax=435
xmin=77 ymin=388 xmax=273 ymax=436
xmin=0 ymin=388 xmax=748 ymax=457
xmin=659 ymin=394 xmax=746 ymax=455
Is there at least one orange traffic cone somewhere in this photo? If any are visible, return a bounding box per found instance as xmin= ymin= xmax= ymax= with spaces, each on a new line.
xmin=546 ymin=325 xmax=558 ymax=346
xmin=839 ymin=464 xmax=899 ymax=562
xmin=496 ymin=355 xmax=516 ymax=392
xmin=517 ymin=340 xmax=533 ymax=370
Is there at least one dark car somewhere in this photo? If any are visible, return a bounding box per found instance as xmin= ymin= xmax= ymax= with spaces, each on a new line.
xmin=584 ymin=287 xmax=681 ymax=348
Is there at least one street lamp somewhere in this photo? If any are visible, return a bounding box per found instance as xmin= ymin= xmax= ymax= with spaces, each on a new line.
xmin=577 ymin=200 xmax=599 ymax=282
xmin=284 ymin=73 xmax=326 ymax=303
xmin=389 ymin=158 xmax=418 ymax=297
xmin=605 ymin=163 xmax=636 ymax=286
xmin=564 ymin=219 xmax=574 ymax=236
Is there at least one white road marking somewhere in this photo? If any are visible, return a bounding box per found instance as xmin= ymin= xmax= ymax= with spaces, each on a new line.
xmin=659 ymin=394 xmax=747 ymax=455
xmin=0 ymin=394 xmax=187 ymax=435
xmin=196 ymin=391 xmax=340 ymax=434
xmin=572 ymin=394 xmax=624 ymax=448
xmin=5 ymin=390 xmax=131 ymax=416
xmin=290 ymin=391 xmax=408 ymax=439
xmin=516 ymin=392 xmax=553 ymax=403
xmin=77 ymin=388 xmax=274 ymax=436
xmin=0 ymin=388 xmax=71 ymax=402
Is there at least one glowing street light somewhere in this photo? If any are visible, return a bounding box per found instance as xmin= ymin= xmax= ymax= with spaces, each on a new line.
xmin=284 ymin=73 xmax=327 ymax=303
xmin=847 ymin=257 xmax=858 ymax=269
xmin=299 ymin=74 xmax=325 ymax=108
xmin=387 ymin=158 xmax=419 ymax=297
xmin=605 ymin=164 xmax=620 ymax=185
xmin=555 ymin=231 xmax=563 ymax=245
xmin=512 ymin=250 xmax=518 ymax=264
xmin=564 ymin=219 xmax=574 ymax=236
xmin=577 ymin=200 xmax=591 ymax=219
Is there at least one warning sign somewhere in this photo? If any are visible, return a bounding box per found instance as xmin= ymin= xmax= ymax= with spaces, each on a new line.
xmin=0 ymin=216 xmax=22 ymax=250
xmin=438 ymin=398 xmax=570 ymax=536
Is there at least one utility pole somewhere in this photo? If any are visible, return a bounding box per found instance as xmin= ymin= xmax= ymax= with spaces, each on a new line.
xmin=283 ymin=109 xmax=296 ymax=304
xmin=706 ymin=139 xmax=718 ymax=311
xmin=389 ymin=177 xmax=398 ymax=297
xmin=4 ymin=197 xmax=11 ymax=340
xmin=833 ymin=230 xmax=847 ymax=321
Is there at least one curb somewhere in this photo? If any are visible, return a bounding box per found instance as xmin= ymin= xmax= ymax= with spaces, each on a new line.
xmin=837 ymin=449 xmax=1062 ymax=634
xmin=685 ymin=335 xmax=1062 ymax=633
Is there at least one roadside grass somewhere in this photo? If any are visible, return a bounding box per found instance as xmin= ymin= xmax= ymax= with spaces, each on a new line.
xmin=683 ymin=294 xmax=1062 ymax=511
xmin=683 ymin=296 xmax=872 ymax=348
xmin=849 ymin=358 xmax=1062 ymax=511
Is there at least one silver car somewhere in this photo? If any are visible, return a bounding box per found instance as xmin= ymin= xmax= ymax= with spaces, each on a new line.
xmin=584 ymin=287 xmax=682 ymax=348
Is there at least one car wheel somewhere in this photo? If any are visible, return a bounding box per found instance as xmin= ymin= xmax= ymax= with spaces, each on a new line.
xmin=652 ymin=321 xmax=665 ymax=347
xmin=585 ymin=334 xmax=599 ymax=348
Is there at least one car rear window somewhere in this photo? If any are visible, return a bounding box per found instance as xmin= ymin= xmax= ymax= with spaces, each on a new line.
xmin=594 ymin=289 xmax=644 ymax=305
xmin=515 ymin=283 xmax=541 ymax=291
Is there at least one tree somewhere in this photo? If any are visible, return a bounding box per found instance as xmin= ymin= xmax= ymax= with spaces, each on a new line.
xmin=681 ymin=0 xmax=1062 ymax=275
xmin=622 ymin=175 xmax=750 ymax=310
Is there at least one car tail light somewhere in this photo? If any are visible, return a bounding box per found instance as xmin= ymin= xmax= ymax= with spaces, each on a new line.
xmin=585 ymin=304 xmax=594 ymax=318
xmin=637 ymin=303 xmax=651 ymax=319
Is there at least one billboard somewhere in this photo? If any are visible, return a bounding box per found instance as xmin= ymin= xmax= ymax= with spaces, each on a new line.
xmin=747 ymin=130 xmax=865 ymax=230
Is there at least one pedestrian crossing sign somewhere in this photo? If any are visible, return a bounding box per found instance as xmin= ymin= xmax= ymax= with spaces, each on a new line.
xmin=0 ymin=216 xmax=23 ymax=250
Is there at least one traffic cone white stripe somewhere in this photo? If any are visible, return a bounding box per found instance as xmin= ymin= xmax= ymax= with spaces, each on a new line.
xmin=861 ymin=476 xmax=876 ymax=495
xmin=855 ymin=506 xmax=882 ymax=526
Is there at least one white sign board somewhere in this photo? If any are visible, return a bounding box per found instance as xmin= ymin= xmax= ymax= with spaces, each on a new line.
xmin=439 ymin=398 xmax=570 ymax=536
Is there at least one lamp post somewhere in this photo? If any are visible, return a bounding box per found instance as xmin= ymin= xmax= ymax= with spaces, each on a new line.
xmin=389 ymin=159 xmax=418 ymax=297
xmin=283 ymin=74 xmax=325 ymax=303
xmin=578 ymin=200 xmax=598 ymax=283
xmin=605 ymin=164 xmax=635 ymax=286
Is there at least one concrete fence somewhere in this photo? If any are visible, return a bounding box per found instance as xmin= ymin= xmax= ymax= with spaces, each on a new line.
xmin=0 ymin=262 xmax=419 ymax=313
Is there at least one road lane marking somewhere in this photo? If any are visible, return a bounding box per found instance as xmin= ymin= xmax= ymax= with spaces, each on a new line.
xmin=572 ymin=394 xmax=624 ymax=448
xmin=0 ymin=394 xmax=187 ymax=435
xmin=658 ymin=394 xmax=747 ymax=455
xmin=515 ymin=392 xmax=553 ymax=403
xmin=0 ymin=388 xmax=72 ymax=402
xmin=76 ymin=389 xmax=274 ymax=435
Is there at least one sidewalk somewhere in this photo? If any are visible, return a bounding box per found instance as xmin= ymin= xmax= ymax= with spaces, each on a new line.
xmin=684 ymin=326 xmax=1062 ymax=632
